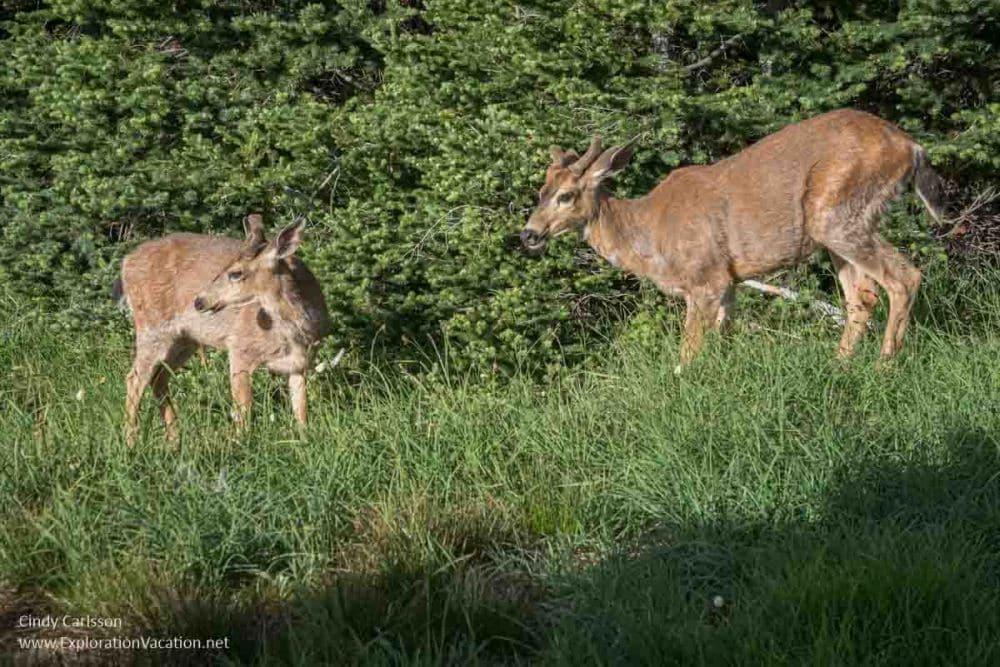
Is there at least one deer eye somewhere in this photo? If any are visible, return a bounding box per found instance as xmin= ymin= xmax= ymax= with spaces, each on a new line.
xmin=557 ymin=192 xmax=575 ymax=205
xmin=227 ymin=270 xmax=244 ymax=282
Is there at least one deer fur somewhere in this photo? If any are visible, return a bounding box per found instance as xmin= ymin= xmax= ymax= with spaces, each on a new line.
xmin=115 ymin=214 xmax=331 ymax=446
xmin=521 ymin=109 xmax=945 ymax=363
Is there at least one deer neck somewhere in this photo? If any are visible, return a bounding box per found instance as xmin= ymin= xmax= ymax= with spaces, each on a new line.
xmin=252 ymin=283 xmax=312 ymax=347
xmin=583 ymin=196 xmax=653 ymax=273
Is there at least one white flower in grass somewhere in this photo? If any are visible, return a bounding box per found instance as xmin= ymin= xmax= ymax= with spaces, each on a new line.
xmin=75 ymin=388 xmax=85 ymax=401
xmin=314 ymin=348 xmax=346 ymax=375
xmin=213 ymin=467 xmax=228 ymax=494
xmin=712 ymin=595 xmax=725 ymax=608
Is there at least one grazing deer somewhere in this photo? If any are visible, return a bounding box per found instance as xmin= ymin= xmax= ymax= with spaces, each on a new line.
xmin=521 ymin=109 xmax=945 ymax=363
xmin=114 ymin=214 xmax=331 ymax=446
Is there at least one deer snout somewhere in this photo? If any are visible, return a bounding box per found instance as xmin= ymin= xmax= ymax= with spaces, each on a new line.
xmin=520 ymin=229 xmax=547 ymax=253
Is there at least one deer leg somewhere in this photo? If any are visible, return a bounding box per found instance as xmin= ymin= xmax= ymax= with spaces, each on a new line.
xmin=807 ymin=178 xmax=921 ymax=359
xmin=228 ymin=353 xmax=257 ymax=426
xmin=151 ymin=343 xmax=194 ymax=443
xmin=125 ymin=336 xmax=172 ymax=447
xmin=680 ymin=288 xmax=725 ymax=364
xmin=715 ymin=285 xmax=736 ymax=333
xmin=881 ymin=248 xmax=921 ymax=357
xmin=830 ymin=252 xmax=879 ymax=359
xmin=826 ymin=238 xmax=920 ymax=359
xmin=150 ymin=367 xmax=177 ymax=441
xmin=125 ymin=355 xmax=156 ymax=448
xmin=289 ymin=373 xmax=308 ymax=425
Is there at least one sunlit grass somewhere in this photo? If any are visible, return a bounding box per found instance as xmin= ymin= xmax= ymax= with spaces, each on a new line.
xmin=2 ymin=278 xmax=1000 ymax=664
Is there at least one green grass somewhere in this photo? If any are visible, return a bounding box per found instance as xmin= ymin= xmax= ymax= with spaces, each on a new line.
xmin=3 ymin=282 xmax=1000 ymax=665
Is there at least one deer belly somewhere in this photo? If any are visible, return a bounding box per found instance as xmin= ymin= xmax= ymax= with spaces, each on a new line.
xmin=729 ymin=228 xmax=816 ymax=278
xmin=265 ymin=344 xmax=310 ymax=376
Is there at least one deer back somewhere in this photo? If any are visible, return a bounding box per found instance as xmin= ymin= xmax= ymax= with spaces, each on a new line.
xmin=121 ymin=232 xmax=331 ymax=368
xmin=636 ymin=109 xmax=921 ymax=280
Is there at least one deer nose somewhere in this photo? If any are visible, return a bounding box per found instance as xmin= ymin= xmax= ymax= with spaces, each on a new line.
xmin=520 ymin=229 xmax=542 ymax=247
xmin=193 ymin=297 xmax=206 ymax=312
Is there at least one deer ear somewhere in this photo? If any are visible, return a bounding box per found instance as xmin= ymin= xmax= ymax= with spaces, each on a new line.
xmin=586 ymin=143 xmax=635 ymax=185
xmin=240 ymin=213 xmax=268 ymax=258
xmin=244 ymin=213 xmax=265 ymax=245
xmin=272 ymin=219 xmax=305 ymax=260
xmin=550 ymin=146 xmax=580 ymax=168
xmin=568 ymin=136 xmax=603 ymax=176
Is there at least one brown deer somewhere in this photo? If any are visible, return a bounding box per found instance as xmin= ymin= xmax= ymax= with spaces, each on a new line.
xmin=521 ymin=109 xmax=945 ymax=363
xmin=114 ymin=214 xmax=331 ymax=446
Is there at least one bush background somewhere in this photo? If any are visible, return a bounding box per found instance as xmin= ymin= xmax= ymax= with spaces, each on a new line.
xmin=2 ymin=0 xmax=999 ymax=370
xmin=4 ymin=3 xmax=1000 ymax=662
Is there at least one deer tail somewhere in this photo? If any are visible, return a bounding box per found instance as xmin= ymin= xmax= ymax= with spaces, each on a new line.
xmin=111 ymin=277 xmax=130 ymax=314
xmin=913 ymin=147 xmax=946 ymax=223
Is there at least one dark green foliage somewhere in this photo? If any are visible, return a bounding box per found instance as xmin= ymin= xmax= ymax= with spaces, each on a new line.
xmin=0 ymin=0 xmax=378 ymax=324
xmin=2 ymin=0 xmax=998 ymax=366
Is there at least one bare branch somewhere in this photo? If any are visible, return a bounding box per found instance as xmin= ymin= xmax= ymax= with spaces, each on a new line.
xmin=683 ymin=34 xmax=744 ymax=73
xmin=939 ymin=186 xmax=999 ymax=238
xmin=739 ymin=279 xmax=867 ymax=329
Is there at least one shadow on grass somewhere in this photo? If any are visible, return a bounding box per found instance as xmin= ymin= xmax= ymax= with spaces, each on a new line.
xmin=4 ymin=428 xmax=999 ymax=665
xmin=542 ymin=427 xmax=1000 ymax=664
xmin=2 ymin=562 xmax=541 ymax=665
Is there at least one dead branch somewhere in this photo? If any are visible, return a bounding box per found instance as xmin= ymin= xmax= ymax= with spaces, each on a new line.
xmin=739 ymin=279 xmax=858 ymax=328
xmin=683 ymin=34 xmax=744 ymax=72
xmin=938 ymin=185 xmax=999 ymax=239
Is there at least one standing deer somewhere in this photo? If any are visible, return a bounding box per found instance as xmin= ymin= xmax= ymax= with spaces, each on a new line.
xmin=521 ymin=109 xmax=945 ymax=363
xmin=114 ymin=214 xmax=331 ymax=446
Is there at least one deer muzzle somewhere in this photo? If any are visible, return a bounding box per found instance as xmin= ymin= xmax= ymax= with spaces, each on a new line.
xmin=193 ymin=296 xmax=223 ymax=313
xmin=520 ymin=228 xmax=547 ymax=254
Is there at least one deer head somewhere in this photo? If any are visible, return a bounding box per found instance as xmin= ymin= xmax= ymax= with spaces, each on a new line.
xmin=520 ymin=136 xmax=635 ymax=253
xmin=193 ymin=214 xmax=306 ymax=314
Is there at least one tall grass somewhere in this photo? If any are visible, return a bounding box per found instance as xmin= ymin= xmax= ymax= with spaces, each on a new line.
xmin=2 ymin=278 xmax=1000 ymax=664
